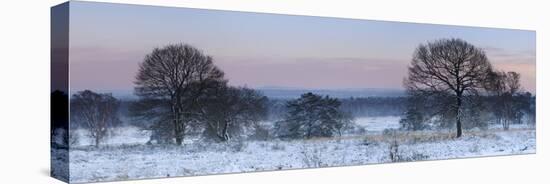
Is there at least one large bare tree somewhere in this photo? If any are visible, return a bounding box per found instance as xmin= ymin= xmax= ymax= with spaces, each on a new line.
xmin=70 ymin=90 xmax=121 ymax=147
xmin=404 ymin=38 xmax=493 ymax=138
xmin=134 ymin=43 xmax=225 ymax=145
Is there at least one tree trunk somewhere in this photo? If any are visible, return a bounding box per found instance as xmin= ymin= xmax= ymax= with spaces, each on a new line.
xmin=456 ymin=95 xmax=463 ymax=138
xmin=222 ymin=121 xmax=230 ymax=141
xmin=503 ymin=119 xmax=510 ymax=131
xmin=179 ymin=121 xmax=186 ymax=145
xmin=174 ymin=120 xmax=183 ymax=145
xmin=95 ymin=136 xmax=100 ymax=148
xmin=173 ymin=105 xmax=183 ymax=145
xmin=175 ymin=132 xmax=183 ymax=145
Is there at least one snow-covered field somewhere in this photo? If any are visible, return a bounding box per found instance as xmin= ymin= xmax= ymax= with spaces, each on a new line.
xmin=71 ymin=126 xmax=151 ymax=147
xmin=62 ymin=117 xmax=536 ymax=183
xmin=355 ymin=116 xmax=401 ymax=132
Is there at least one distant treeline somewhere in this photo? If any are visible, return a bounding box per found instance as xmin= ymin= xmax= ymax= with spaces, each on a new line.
xmin=113 ymin=96 xmax=406 ymax=128
xmin=265 ymin=97 xmax=407 ymax=120
xmin=55 ymin=88 xmax=535 ymax=147
xmin=74 ymin=93 xmax=536 ymax=130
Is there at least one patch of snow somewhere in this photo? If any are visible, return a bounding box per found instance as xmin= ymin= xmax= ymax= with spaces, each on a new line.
xmin=72 ymin=126 xmax=151 ymax=146
xmin=354 ymin=116 xmax=401 ymax=132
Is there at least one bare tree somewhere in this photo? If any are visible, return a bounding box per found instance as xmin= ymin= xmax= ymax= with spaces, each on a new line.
xmin=134 ymin=43 xmax=225 ymax=145
xmin=70 ymin=90 xmax=121 ymax=147
xmin=405 ymin=38 xmax=493 ymax=138
xmin=198 ymin=85 xmax=268 ymax=142
xmin=486 ymin=71 xmax=521 ymax=130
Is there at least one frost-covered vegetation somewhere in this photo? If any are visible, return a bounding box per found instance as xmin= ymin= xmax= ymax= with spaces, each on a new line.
xmin=63 ymin=121 xmax=535 ymax=183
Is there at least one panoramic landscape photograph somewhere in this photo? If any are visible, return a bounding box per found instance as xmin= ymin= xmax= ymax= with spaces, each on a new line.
xmin=51 ymin=1 xmax=536 ymax=183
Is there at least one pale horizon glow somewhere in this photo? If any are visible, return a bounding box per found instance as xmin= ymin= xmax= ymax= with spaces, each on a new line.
xmin=67 ymin=1 xmax=536 ymax=94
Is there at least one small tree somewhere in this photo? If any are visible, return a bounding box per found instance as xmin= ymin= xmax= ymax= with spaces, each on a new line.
xmin=521 ymin=92 xmax=536 ymax=125
xmin=400 ymin=106 xmax=426 ymax=131
xmin=275 ymin=93 xmax=352 ymax=139
xmin=405 ymin=38 xmax=493 ymax=137
xmin=461 ymin=96 xmax=490 ymax=130
xmin=129 ymin=98 xmax=174 ymax=144
xmin=486 ymin=71 xmax=522 ymax=130
xmin=70 ymin=90 xmax=121 ymax=147
xmin=530 ymin=95 xmax=536 ymax=124
xmin=198 ymin=85 xmax=268 ymax=142
xmin=399 ymin=92 xmax=431 ymax=131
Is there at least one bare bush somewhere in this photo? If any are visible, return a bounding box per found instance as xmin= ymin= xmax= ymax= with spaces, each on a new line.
xmin=70 ymin=90 xmax=121 ymax=147
xmin=300 ymin=144 xmax=325 ymax=168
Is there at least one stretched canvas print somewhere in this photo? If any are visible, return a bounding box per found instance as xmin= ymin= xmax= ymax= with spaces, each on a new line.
xmin=51 ymin=1 xmax=537 ymax=183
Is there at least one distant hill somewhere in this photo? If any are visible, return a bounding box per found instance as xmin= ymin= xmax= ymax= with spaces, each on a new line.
xmin=257 ymin=87 xmax=405 ymax=99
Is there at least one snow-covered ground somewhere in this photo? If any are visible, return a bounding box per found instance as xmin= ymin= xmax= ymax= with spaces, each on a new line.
xmin=62 ymin=117 xmax=536 ymax=183
xmin=355 ymin=116 xmax=401 ymax=132
xmin=71 ymin=126 xmax=150 ymax=147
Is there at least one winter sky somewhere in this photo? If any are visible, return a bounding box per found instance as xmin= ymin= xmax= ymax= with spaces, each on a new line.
xmin=66 ymin=1 xmax=536 ymax=93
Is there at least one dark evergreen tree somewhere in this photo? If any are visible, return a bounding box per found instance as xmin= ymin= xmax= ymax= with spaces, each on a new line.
xmin=275 ymin=93 xmax=352 ymax=139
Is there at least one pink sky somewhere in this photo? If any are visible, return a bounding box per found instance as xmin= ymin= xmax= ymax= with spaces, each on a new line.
xmin=67 ymin=2 xmax=536 ymax=93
